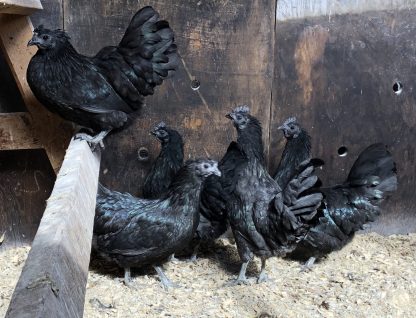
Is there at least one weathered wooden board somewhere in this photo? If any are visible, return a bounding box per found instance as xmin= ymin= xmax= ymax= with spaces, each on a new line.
xmin=0 ymin=113 xmax=41 ymax=150
xmin=0 ymin=0 xmax=42 ymax=15
xmin=270 ymin=9 xmax=416 ymax=234
xmin=31 ymin=0 xmax=62 ymax=29
xmin=0 ymin=149 xmax=55 ymax=248
xmin=5 ymin=139 xmax=100 ymax=318
xmin=64 ymin=0 xmax=276 ymax=194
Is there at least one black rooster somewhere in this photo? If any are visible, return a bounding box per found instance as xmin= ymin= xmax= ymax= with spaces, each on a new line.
xmin=274 ymin=118 xmax=398 ymax=269
xmin=224 ymin=106 xmax=322 ymax=285
xmin=27 ymin=6 xmax=178 ymax=146
xmin=94 ymin=159 xmax=220 ymax=289
xmin=288 ymin=146 xmax=397 ymax=268
xmin=142 ymin=122 xmax=184 ymax=199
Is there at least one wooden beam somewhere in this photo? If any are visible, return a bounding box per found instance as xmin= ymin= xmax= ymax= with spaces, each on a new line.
xmin=0 ymin=14 xmax=73 ymax=173
xmin=0 ymin=0 xmax=42 ymax=15
xmin=0 ymin=112 xmax=42 ymax=150
xmin=5 ymin=139 xmax=101 ymax=318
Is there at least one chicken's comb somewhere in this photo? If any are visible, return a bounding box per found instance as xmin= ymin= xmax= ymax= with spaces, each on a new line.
xmin=233 ymin=105 xmax=250 ymax=114
xmin=282 ymin=117 xmax=297 ymax=126
xmin=154 ymin=121 xmax=167 ymax=130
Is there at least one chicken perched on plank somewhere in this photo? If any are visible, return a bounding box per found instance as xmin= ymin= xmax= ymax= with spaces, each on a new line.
xmin=142 ymin=122 xmax=184 ymax=199
xmin=94 ymin=159 xmax=220 ymax=289
xmin=224 ymin=106 xmax=322 ymax=285
xmin=27 ymin=6 xmax=178 ymax=146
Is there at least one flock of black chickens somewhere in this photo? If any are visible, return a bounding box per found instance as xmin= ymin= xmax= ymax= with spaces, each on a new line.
xmin=26 ymin=6 xmax=398 ymax=289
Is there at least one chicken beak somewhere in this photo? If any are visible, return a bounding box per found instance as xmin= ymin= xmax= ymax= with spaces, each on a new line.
xmin=225 ymin=113 xmax=233 ymax=120
xmin=277 ymin=125 xmax=285 ymax=130
xmin=27 ymin=38 xmax=35 ymax=46
xmin=213 ymin=168 xmax=221 ymax=177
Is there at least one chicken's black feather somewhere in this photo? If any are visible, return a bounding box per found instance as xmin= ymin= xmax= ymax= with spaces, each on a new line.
xmin=94 ymin=159 xmax=220 ymax=282
xmin=27 ymin=6 xmax=178 ymax=133
xmin=142 ymin=123 xmax=184 ymax=199
xmin=197 ymin=141 xmax=246 ymax=244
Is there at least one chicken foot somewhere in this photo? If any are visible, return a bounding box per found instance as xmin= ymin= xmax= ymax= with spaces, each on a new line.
xmin=154 ymin=265 xmax=180 ymax=290
xmin=225 ymin=261 xmax=250 ymax=286
xmin=300 ymin=256 xmax=316 ymax=272
xmin=74 ymin=129 xmax=111 ymax=150
xmin=257 ymin=258 xmax=269 ymax=283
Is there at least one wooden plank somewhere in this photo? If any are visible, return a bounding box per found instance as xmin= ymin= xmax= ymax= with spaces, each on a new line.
xmin=276 ymin=0 xmax=416 ymax=21
xmin=0 ymin=149 xmax=55 ymax=248
xmin=64 ymin=0 xmax=276 ymax=194
xmin=0 ymin=0 xmax=42 ymax=15
xmin=0 ymin=14 xmax=73 ymax=173
xmin=270 ymin=10 xmax=416 ymax=234
xmin=5 ymin=139 xmax=101 ymax=318
xmin=0 ymin=112 xmax=41 ymax=150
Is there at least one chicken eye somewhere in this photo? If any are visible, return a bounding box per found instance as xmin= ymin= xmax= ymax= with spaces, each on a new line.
xmin=236 ymin=115 xmax=242 ymax=120
xmin=203 ymin=164 xmax=209 ymax=169
xmin=290 ymin=125 xmax=295 ymax=130
xmin=42 ymin=35 xmax=49 ymax=40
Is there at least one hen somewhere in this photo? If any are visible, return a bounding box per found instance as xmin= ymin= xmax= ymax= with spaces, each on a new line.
xmin=27 ymin=6 xmax=178 ymax=146
xmin=273 ymin=117 xmax=312 ymax=189
xmin=94 ymin=159 xmax=220 ymax=289
xmin=142 ymin=122 xmax=184 ymax=199
xmin=194 ymin=141 xmax=246 ymax=259
xmin=224 ymin=106 xmax=322 ymax=285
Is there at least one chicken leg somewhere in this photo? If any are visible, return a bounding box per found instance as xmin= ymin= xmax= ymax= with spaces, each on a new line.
xmin=122 ymin=267 xmax=136 ymax=289
xmin=226 ymin=261 xmax=250 ymax=286
xmin=154 ymin=266 xmax=180 ymax=290
xmin=300 ymin=256 xmax=316 ymax=272
xmin=257 ymin=258 xmax=269 ymax=283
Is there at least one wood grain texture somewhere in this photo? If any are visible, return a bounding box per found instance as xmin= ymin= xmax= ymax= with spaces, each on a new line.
xmin=64 ymin=0 xmax=276 ymax=194
xmin=0 ymin=149 xmax=55 ymax=249
xmin=0 ymin=0 xmax=42 ymax=15
xmin=270 ymin=10 xmax=416 ymax=234
xmin=0 ymin=14 xmax=73 ymax=172
xmin=5 ymin=139 xmax=100 ymax=318
xmin=0 ymin=113 xmax=41 ymax=150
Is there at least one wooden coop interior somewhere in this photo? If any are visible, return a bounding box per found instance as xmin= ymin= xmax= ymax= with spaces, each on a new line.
xmin=0 ymin=0 xmax=415 ymax=317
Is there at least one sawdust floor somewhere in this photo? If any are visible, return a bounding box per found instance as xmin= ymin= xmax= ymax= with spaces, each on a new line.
xmin=1 ymin=234 xmax=415 ymax=318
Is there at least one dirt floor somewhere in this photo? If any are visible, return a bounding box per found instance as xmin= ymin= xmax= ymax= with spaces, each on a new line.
xmin=1 ymin=234 xmax=415 ymax=317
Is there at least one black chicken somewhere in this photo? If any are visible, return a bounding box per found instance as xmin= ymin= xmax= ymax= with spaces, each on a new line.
xmin=94 ymin=159 xmax=220 ymax=289
xmin=142 ymin=122 xmax=184 ymax=199
xmin=287 ymin=145 xmax=397 ymax=268
xmin=273 ymin=117 xmax=397 ymax=269
xmin=273 ymin=117 xmax=312 ymax=189
xmin=224 ymin=106 xmax=322 ymax=285
xmin=194 ymin=141 xmax=246 ymax=260
xmin=27 ymin=6 xmax=178 ymax=146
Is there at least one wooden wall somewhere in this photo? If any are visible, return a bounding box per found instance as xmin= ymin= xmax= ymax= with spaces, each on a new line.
xmin=1 ymin=0 xmax=415 ymax=241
